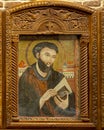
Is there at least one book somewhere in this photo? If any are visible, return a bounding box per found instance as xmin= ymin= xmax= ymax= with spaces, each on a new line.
xmin=54 ymin=77 xmax=72 ymax=98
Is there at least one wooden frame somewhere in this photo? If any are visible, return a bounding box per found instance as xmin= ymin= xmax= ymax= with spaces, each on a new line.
xmin=4 ymin=1 xmax=101 ymax=129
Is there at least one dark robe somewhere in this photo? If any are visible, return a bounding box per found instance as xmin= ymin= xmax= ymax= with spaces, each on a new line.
xmin=19 ymin=63 xmax=76 ymax=117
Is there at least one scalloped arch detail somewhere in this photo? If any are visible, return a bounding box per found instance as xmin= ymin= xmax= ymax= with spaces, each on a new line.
xmin=33 ymin=18 xmax=68 ymax=32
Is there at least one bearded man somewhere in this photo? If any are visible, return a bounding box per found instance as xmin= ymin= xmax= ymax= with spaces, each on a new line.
xmin=19 ymin=42 xmax=76 ymax=117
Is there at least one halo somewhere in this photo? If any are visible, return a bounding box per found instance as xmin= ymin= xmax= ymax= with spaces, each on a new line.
xmin=25 ymin=40 xmax=34 ymax=66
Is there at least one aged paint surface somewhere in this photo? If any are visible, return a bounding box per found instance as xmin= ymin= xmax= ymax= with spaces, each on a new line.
xmin=18 ymin=35 xmax=80 ymax=117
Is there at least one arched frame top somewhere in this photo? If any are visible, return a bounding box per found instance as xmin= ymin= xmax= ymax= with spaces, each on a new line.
xmin=8 ymin=1 xmax=94 ymax=15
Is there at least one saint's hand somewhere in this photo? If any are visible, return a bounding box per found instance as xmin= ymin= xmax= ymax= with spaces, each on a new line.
xmin=54 ymin=91 xmax=69 ymax=110
xmin=40 ymin=89 xmax=57 ymax=109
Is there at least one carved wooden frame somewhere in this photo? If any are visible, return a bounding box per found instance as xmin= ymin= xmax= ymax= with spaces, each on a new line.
xmin=4 ymin=1 xmax=101 ymax=129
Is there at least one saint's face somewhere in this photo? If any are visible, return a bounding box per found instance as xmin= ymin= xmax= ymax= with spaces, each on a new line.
xmin=38 ymin=47 xmax=57 ymax=67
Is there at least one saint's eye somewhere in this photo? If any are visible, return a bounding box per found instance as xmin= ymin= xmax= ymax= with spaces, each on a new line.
xmin=45 ymin=53 xmax=50 ymax=57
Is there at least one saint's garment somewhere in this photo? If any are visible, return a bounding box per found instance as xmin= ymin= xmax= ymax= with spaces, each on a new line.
xmin=19 ymin=63 xmax=76 ymax=117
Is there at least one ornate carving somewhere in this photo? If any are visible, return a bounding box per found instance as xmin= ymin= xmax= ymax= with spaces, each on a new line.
xmin=11 ymin=8 xmax=89 ymax=33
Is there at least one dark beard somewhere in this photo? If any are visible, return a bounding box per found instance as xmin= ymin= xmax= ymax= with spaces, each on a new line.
xmin=38 ymin=58 xmax=52 ymax=73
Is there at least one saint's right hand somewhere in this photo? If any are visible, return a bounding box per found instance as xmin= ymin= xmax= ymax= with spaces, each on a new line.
xmin=40 ymin=89 xmax=57 ymax=109
xmin=41 ymin=89 xmax=57 ymax=101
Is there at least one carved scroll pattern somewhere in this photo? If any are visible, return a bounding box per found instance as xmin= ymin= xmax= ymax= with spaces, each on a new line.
xmin=80 ymin=36 xmax=89 ymax=118
xmin=101 ymin=11 xmax=104 ymax=127
xmin=91 ymin=12 xmax=98 ymax=124
xmin=11 ymin=7 xmax=89 ymax=33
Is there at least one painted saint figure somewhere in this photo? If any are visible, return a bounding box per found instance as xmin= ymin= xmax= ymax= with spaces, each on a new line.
xmin=19 ymin=42 xmax=76 ymax=116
